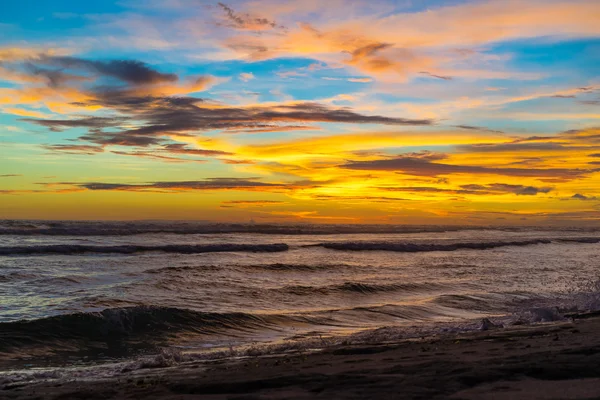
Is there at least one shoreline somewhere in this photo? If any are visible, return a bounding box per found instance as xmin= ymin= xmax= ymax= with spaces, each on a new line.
xmin=3 ymin=314 xmax=600 ymax=399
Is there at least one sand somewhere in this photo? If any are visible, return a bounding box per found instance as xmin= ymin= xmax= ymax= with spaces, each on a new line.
xmin=3 ymin=314 xmax=600 ymax=399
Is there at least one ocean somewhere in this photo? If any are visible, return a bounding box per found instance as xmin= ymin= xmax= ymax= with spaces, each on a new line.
xmin=1 ymin=220 xmax=599 ymax=380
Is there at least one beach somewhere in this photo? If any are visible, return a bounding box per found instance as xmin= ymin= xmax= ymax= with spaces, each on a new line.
xmin=3 ymin=313 xmax=600 ymax=399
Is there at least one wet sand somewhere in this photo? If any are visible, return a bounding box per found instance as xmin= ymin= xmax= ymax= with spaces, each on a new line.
xmin=4 ymin=314 xmax=600 ymax=400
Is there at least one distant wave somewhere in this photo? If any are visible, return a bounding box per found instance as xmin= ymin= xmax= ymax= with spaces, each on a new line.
xmin=241 ymin=263 xmax=358 ymax=272
xmin=0 ymin=271 xmax=39 ymax=283
xmin=146 ymin=263 xmax=354 ymax=274
xmin=1 ymin=238 xmax=596 ymax=257
xmin=0 ymin=220 xmax=518 ymax=236
xmin=314 ymin=238 xmax=599 ymax=252
xmin=0 ymin=243 xmax=289 ymax=256
xmin=275 ymin=281 xmax=451 ymax=296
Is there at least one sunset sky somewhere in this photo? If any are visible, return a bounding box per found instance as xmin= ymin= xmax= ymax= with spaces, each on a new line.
xmin=1 ymin=0 xmax=599 ymax=224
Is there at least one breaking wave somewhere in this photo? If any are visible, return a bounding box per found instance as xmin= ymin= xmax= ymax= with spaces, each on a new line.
xmin=0 ymin=243 xmax=289 ymax=256
xmin=0 ymin=306 xmax=292 ymax=353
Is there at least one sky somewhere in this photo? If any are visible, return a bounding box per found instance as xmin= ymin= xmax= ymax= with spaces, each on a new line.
xmin=1 ymin=0 xmax=599 ymax=225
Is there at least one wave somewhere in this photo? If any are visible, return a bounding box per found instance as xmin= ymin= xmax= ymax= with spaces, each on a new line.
xmin=0 ymin=301 xmax=457 ymax=354
xmin=145 ymin=265 xmax=222 ymax=274
xmin=0 ymin=220 xmax=488 ymax=236
xmin=559 ymin=237 xmax=600 ymax=244
xmin=314 ymin=238 xmax=600 ymax=252
xmin=275 ymin=281 xmax=450 ymax=296
xmin=0 ymin=271 xmax=39 ymax=283
xmin=0 ymin=306 xmax=292 ymax=353
xmin=28 ymin=275 xmax=90 ymax=286
xmin=241 ymin=263 xmax=358 ymax=272
xmin=0 ymin=243 xmax=289 ymax=256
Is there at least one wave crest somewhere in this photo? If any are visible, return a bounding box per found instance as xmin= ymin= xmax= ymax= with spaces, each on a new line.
xmin=316 ymin=239 xmax=557 ymax=252
xmin=0 ymin=243 xmax=289 ymax=256
xmin=0 ymin=306 xmax=290 ymax=353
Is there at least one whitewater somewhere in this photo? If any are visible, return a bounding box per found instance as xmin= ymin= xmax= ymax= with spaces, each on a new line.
xmin=1 ymin=220 xmax=599 ymax=376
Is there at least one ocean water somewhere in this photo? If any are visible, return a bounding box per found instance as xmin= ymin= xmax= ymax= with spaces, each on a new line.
xmin=1 ymin=220 xmax=599 ymax=374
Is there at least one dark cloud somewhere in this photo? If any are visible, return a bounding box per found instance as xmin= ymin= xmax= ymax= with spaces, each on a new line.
xmin=217 ymin=3 xmax=283 ymax=30
xmin=43 ymin=144 xmax=104 ymax=155
xmin=12 ymin=54 xmax=440 ymax=173
xmin=377 ymin=186 xmax=484 ymax=195
xmin=460 ymin=183 xmax=552 ymax=195
xmin=22 ymin=116 xmax=125 ymax=132
xmin=226 ymin=42 xmax=272 ymax=59
xmin=420 ymin=71 xmax=452 ymax=80
xmin=457 ymin=142 xmax=566 ymax=152
xmin=578 ymin=87 xmax=595 ymax=92
xmin=589 ymin=153 xmax=600 ymax=158
xmin=22 ymin=62 xmax=89 ymax=88
xmin=222 ymin=125 xmax=319 ymax=134
xmin=0 ymin=174 xmax=22 ymax=178
xmin=579 ymin=100 xmax=600 ymax=105
xmin=345 ymin=42 xmax=397 ymax=71
xmin=389 ymin=150 xmax=447 ymax=161
xmin=508 ymin=157 xmax=545 ymax=166
xmin=571 ymin=193 xmax=599 ymax=201
xmin=52 ymin=96 xmax=432 ymax=147
xmin=221 ymin=200 xmax=284 ymax=207
xmin=42 ymin=56 xmax=177 ymax=85
xmin=349 ymin=43 xmax=393 ymax=62
xmin=255 ymin=103 xmax=432 ymax=125
xmin=106 ymin=143 xmax=233 ymax=162
xmin=313 ymin=194 xmax=411 ymax=202
xmin=341 ymin=155 xmax=588 ymax=179
xmin=63 ymin=178 xmax=286 ymax=192
xmin=15 ymin=53 xmax=432 ymax=156
xmin=162 ymin=143 xmax=233 ymax=156
xmin=377 ymin=183 xmax=551 ymax=196
xmin=222 ymin=159 xmax=256 ymax=164
xmin=453 ymin=125 xmax=504 ymax=134
xmin=110 ymin=150 xmax=207 ymax=163
xmin=549 ymin=94 xmax=576 ymax=99
xmin=77 ymin=132 xmax=163 ymax=147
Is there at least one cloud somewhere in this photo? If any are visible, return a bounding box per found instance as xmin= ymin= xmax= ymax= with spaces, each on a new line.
xmin=377 ymin=183 xmax=552 ymax=196
xmin=30 ymin=96 xmax=432 ymax=148
xmin=217 ymin=3 xmax=283 ymax=31
xmin=21 ymin=116 xmax=126 ymax=132
xmin=341 ymin=155 xmax=589 ymax=179
xmin=43 ymin=144 xmax=104 ymax=155
xmin=110 ymin=150 xmax=208 ymax=163
xmin=460 ymin=183 xmax=553 ymax=196
xmin=453 ymin=125 xmax=504 ymax=134
xmin=0 ymin=174 xmax=22 ymax=178
xmin=457 ymin=142 xmax=566 ymax=152
xmin=347 ymin=77 xmax=372 ymax=83
xmin=60 ymin=178 xmax=288 ymax=192
xmin=571 ymin=193 xmax=599 ymax=201
xmin=420 ymin=71 xmax=452 ymax=80
xmin=162 ymin=143 xmax=233 ymax=157
xmin=41 ymin=56 xmax=178 ymax=85
xmin=377 ymin=186 xmax=485 ymax=195
xmin=221 ymin=200 xmax=284 ymax=207
xmin=239 ymin=72 xmax=255 ymax=82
